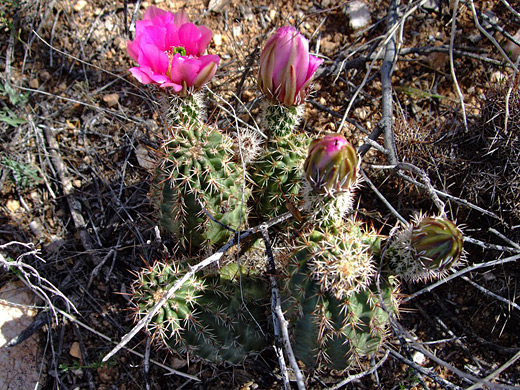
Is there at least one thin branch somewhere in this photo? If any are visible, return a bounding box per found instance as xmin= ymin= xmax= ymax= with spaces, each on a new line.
xmin=395 ymin=162 xmax=446 ymax=216
xmin=461 ymin=275 xmax=520 ymax=313
xmin=387 ymin=347 xmax=460 ymax=390
xmin=326 ymin=350 xmax=389 ymax=390
xmin=381 ymin=0 xmax=400 ymax=164
xmin=56 ymin=308 xmax=199 ymax=381
xmin=360 ymin=169 xmax=407 ymax=224
xmin=467 ymin=0 xmax=518 ymax=72
xmin=500 ymin=0 xmax=520 ymax=19
xmin=260 ymin=224 xmax=306 ymax=390
xmin=464 ymin=349 xmax=520 ymax=390
xmin=403 ymin=253 xmax=520 ymax=302
xmin=449 ymin=0 xmax=469 ymax=131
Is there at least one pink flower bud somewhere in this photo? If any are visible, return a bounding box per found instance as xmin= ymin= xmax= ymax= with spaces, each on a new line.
xmin=304 ymin=134 xmax=359 ymax=195
xmin=258 ymin=26 xmax=323 ymax=107
xmin=127 ymin=6 xmax=220 ymax=95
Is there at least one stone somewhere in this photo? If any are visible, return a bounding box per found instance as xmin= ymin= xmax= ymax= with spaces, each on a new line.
xmin=0 ymin=281 xmax=42 ymax=389
xmin=103 ymin=93 xmax=120 ymax=107
xmin=344 ymin=1 xmax=371 ymax=30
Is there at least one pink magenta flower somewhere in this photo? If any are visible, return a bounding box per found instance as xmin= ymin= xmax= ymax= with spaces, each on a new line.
xmin=258 ymin=26 xmax=323 ymax=106
xmin=127 ymin=6 xmax=220 ymax=94
xmin=303 ymin=134 xmax=360 ymax=195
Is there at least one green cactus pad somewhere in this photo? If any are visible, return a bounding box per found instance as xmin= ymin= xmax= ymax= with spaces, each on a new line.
xmin=132 ymin=261 xmax=269 ymax=364
xmin=285 ymin=246 xmax=399 ymax=372
xmin=251 ymin=132 xmax=309 ymax=219
xmin=155 ymin=123 xmax=250 ymax=251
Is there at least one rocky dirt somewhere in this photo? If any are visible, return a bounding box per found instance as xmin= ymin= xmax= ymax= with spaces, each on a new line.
xmin=1 ymin=0 xmax=520 ymax=389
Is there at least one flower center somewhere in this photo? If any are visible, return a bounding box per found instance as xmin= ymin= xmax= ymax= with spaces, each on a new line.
xmin=168 ymin=46 xmax=186 ymax=57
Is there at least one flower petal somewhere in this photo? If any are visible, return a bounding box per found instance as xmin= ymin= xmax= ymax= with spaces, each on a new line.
xmin=192 ymin=55 xmax=220 ymax=87
xmin=129 ymin=67 xmax=154 ymax=84
xmin=138 ymin=43 xmax=169 ymax=74
xmin=144 ymin=6 xmax=168 ymax=20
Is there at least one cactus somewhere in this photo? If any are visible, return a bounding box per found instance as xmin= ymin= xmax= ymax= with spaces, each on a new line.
xmin=275 ymin=135 xmax=401 ymax=372
xmin=131 ymin=261 xmax=269 ymax=364
xmin=303 ymin=133 xmax=360 ymax=196
xmin=300 ymin=219 xmax=377 ymax=299
xmin=155 ymin=119 xmax=250 ymax=251
xmin=388 ymin=215 xmax=465 ymax=282
xmin=285 ymin=243 xmax=399 ymax=371
xmin=252 ymin=130 xmax=309 ymax=219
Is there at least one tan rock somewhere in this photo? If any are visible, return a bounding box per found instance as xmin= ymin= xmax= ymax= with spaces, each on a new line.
xmin=0 ymin=281 xmax=42 ymax=389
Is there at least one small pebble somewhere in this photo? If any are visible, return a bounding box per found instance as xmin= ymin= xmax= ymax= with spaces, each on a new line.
xmin=29 ymin=220 xmax=44 ymax=237
xmin=73 ymin=0 xmax=87 ymax=12
xmin=6 ymin=199 xmax=20 ymax=213
xmin=103 ymin=93 xmax=120 ymax=107
xmin=344 ymin=1 xmax=371 ymax=30
xmin=213 ymin=33 xmax=222 ymax=46
xmin=29 ymin=78 xmax=39 ymax=89
xmin=412 ymin=351 xmax=427 ymax=365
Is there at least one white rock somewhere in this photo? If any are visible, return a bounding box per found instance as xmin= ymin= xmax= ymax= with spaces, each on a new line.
xmin=0 ymin=281 xmax=42 ymax=388
xmin=213 ymin=33 xmax=223 ymax=46
xmin=344 ymin=1 xmax=371 ymax=30
xmin=412 ymin=351 xmax=427 ymax=365
xmin=73 ymin=0 xmax=87 ymax=12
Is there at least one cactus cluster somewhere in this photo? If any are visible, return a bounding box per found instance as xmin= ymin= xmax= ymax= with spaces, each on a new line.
xmin=127 ymin=8 xmax=466 ymax=374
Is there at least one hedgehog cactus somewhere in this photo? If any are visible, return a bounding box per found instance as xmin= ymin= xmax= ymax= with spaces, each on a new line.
xmin=388 ymin=215 xmax=465 ymax=282
xmin=279 ymin=140 xmax=399 ymax=371
xmin=131 ymin=261 xmax=269 ymax=364
xmin=252 ymin=131 xmax=309 ymax=218
xmin=156 ymin=121 xmax=250 ymax=251
xmin=285 ymin=245 xmax=399 ymax=371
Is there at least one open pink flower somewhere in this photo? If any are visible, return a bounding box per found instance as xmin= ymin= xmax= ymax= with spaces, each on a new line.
xmin=127 ymin=6 xmax=220 ymax=94
xmin=258 ymin=26 xmax=323 ymax=106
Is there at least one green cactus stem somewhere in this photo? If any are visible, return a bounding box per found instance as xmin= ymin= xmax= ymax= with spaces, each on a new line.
xmin=285 ymin=248 xmax=399 ymax=372
xmin=155 ymin=121 xmax=250 ymax=252
xmin=162 ymin=93 xmax=206 ymax=128
xmin=251 ymin=131 xmax=309 ymax=219
xmin=131 ymin=261 xmax=269 ymax=364
xmin=262 ymin=102 xmax=303 ymax=138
